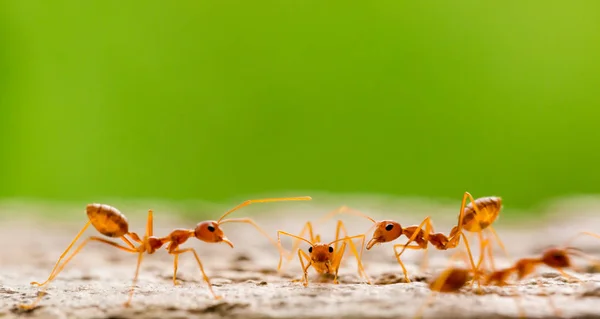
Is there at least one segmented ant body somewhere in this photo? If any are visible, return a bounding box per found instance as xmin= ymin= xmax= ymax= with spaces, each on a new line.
xmin=21 ymin=197 xmax=311 ymax=309
xmin=418 ymin=245 xmax=591 ymax=319
xmin=277 ymin=220 xmax=370 ymax=286
xmin=322 ymin=192 xmax=507 ymax=282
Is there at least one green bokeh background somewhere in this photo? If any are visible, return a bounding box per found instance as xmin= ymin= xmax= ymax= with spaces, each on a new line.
xmin=1 ymin=1 xmax=599 ymax=213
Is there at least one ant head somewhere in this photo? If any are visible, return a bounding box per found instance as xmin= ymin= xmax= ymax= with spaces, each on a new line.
xmin=366 ymin=220 xmax=402 ymax=250
xmin=542 ymin=248 xmax=571 ymax=269
xmin=309 ymin=243 xmax=334 ymax=263
xmin=194 ymin=221 xmax=234 ymax=248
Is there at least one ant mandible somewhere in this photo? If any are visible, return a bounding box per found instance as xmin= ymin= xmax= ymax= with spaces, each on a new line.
xmin=277 ymin=220 xmax=370 ymax=286
xmin=20 ymin=196 xmax=311 ymax=309
xmin=320 ymin=192 xmax=509 ymax=282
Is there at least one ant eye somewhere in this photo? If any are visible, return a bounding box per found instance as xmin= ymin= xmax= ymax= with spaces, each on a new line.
xmin=385 ymin=224 xmax=394 ymax=231
xmin=207 ymin=225 xmax=215 ymax=232
xmin=308 ymin=247 xmax=313 ymax=253
xmin=553 ymin=253 xmax=564 ymax=260
xmin=329 ymin=246 xmax=334 ymax=253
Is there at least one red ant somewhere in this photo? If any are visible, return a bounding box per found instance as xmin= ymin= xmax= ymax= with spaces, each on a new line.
xmin=418 ymin=243 xmax=593 ymax=318
xmin=321 ymin=192 xmax=508 ymax=282
xmin=277 ymin=220 xmax=370 ymax=286
xmin=20 ymin=196 xmax=311 ymax=309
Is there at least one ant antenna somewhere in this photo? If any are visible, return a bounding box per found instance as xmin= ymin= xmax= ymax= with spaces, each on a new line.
xmin=216 ymin=196 xmax=312 ymax=223
xmin=278 ymin=231 xmax=314 ymax=246
xmin=317 ymin=206 xmax=377 ymax=224
xmin=328 ymin=234 xmax=366 ymax=246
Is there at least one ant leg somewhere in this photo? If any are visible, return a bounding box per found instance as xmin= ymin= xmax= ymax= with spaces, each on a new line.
xmin=172 ymin=254 xmax=181 ymax=285
xmin=298 ymin=249 xmax=312 ymax=287
xmin=393 ymin=244 xmax=422 ymax=282
xmin=420 ymin=219 xmax=434 ymax=272
xmin=277 ymin=227 xmax=314 ymax=271
xmin=170 ymin=248 xmax=221 ymax=300
xmin=487 ymin=225 xmax=509 ymax=265
xmin=31 ymin=221 xmax=92 ymax=286
xmin=459 ymin=233 xmax=479 ymax=282
xmin=146 ymin=209 xmax=154 ymax=236
xmin=397 ymin=217 xmax=432 ymax=257
xmin=464 ymin=193 xmax=508 ymax=267
xmin=332 ymin=241 xmax=348 ymax=284
xmin=125 ymin=209 xmax=156 ymax=306
xmin=125 ymin=250 xmax=145 ymax=307
xmin=468 ymin=239 xmax=490 ymax=292
xmin=556 ymin=268 xmax=581 ymax=282
xmin=121 ymin=236 xmax=136 ymax=249
xmin=332 ymin=233 xmax=371 ymax=284
xmin=335 ymin=220 xmax=370 ymax=282
xmin=476 ymin=231 xmax=496 ymax=270
xmin=20 ymin=237 xmax=137 ymax=310
xmin=128 ymin=232 xmax=142 ymax=243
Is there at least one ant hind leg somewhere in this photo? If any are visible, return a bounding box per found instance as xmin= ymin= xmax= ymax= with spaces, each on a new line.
xmin=20 ymin=236 xmax=137 ymax=310
xmin=31 ymin=221 xmax=92 ymax=287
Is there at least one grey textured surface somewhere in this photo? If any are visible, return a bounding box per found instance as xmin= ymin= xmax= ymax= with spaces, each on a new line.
xmin=2 ymin=199 xmax=600 ymax=319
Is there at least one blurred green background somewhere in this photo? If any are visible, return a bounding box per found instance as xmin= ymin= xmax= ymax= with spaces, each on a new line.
xmin=1 ymin=1 xmax=599 ymax=214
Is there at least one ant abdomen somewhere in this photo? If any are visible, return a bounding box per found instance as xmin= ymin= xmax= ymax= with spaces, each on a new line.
xmin=462 ymin=197 xmax=502 ymax=232
xmin=86 ymin=203 xmax=129 ymax=237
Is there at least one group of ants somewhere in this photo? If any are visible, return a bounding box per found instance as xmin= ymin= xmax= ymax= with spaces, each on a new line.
xmin=18 ymin=193 xmax=600 ymax=318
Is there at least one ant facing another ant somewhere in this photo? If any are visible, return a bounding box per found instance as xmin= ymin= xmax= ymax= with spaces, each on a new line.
xmin=20 ymin=196 xmax=311 ymax=309
xmin=277 ymin=219 xmax=370 ymax=286
xmin=321 ymin=192 xmax=509 ymax=282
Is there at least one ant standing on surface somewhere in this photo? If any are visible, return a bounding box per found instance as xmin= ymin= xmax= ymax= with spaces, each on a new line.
xmin=417 ymin=243 xmax=595 ymax=319
xmin=277 ymin=219 xmax=370 ymax=286
xmin=20 ymin=196 xmax=312 ymax=309
xmin=321 ymin=192 xmax=509 ymax=282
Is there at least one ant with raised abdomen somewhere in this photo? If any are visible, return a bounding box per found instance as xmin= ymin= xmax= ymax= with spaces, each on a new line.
xmin=320 ymin=192 xmax=508 ymax=282
xmin=20 ymin=196 xmax=311 ymax=309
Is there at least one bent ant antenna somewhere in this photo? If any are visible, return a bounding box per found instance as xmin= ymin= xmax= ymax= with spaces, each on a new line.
xmin=317 ymin=192 xmax=508 ymax=283
xmin=277 ymin=220 xmax=371 ymax=286
xmin=20 ymin=196 xmax=311 ymax=309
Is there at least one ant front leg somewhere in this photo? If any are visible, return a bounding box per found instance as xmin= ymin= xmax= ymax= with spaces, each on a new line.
xmin=335 ymin=221 xmax=371 ymax=283
xmin=393 ymin=244 xmax=422 ymax=283
xmin=171 ymin=248 xmax=221 ymax=300
xmin=276 ymin=223 xmax=315 ymax=271
xmin=332 ymin=241 xmax=348 ymax=284
xmin=298 ymin=249 xmax=312 ymax=287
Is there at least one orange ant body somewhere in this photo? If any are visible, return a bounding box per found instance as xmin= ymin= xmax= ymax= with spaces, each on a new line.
xmin=321 ymin=192 xmax=508 ymax=282
xmin=418 ymin=245 xmax=591 ymax=319
xmin=277 ymin=220 xmax=370 ymax=286
xmin=414 ymin=240 xmax=489 ymax=319
xmin=21 ymin=196 xmax=311 ymax=309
